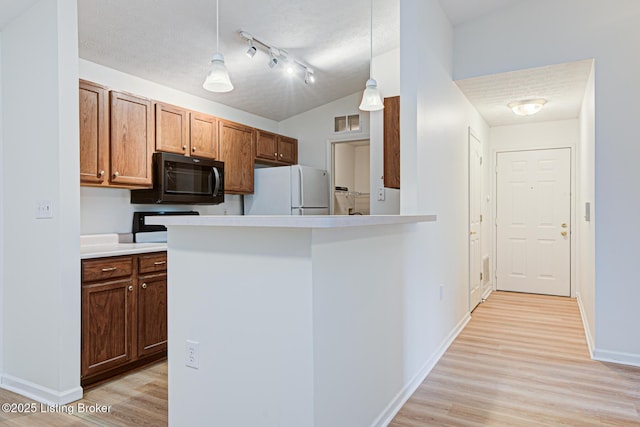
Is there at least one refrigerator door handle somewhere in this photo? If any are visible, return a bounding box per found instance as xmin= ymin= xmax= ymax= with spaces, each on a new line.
xmin=298 ymin=166 xmax=304 ymax=207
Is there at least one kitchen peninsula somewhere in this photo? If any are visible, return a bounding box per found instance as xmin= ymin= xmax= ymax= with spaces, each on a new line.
xmin=148 ymin=214 xmax=436 ymax=427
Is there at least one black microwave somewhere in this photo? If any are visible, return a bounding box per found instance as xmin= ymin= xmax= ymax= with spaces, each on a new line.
xmin=131 ymin=152 xmax=224 ymax=204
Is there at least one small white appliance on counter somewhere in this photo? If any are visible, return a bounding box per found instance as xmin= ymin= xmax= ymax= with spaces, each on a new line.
xmin=245 ymin=165 xmax=329 ymax=215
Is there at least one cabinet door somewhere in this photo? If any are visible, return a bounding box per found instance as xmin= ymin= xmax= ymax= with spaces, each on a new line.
xmin=79 ymin=80 xmax=109 ymax=185
xmin=218 ymin=120 xmax=255 ymax=194
xmin=137 ymin=274 xmax=167 ymax=357
xmin=277 ymin=136 xmax=298 ymax=165
xmin=190 ymin=112 xmax=218 ymax=159
xmin=155 ymin=102 xmax=188 ymax=155
xmin=81 ymin=279 xmax=135 ymax=378
xmin=383 ymin=96 xmax=400 ymax=189
xmin=110 ymin=91 xmax=153 ymax=187
xmin=255 ymin=130 xmax=278 ymax=162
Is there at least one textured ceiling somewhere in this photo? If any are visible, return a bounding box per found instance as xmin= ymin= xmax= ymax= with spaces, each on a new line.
xmin=78 ymin=0 xmax=400 ymax=122
xmin=455 ymin=59 xmax=594 ymax=127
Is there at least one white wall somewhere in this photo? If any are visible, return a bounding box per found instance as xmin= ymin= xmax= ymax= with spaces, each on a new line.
xmin=78 ymin=60 xmax=277 ymax=234
xmin=577 ymin=66 xmax=596 ymax=352
xmin=334 ymin=143 xmax=356 ymax=191
xmin=354 ymin=145 xmax=370 ymax=193
xmin=453 ymin=0 xmax=640 ymax=365
xmin=1 ymin=0 xmax=81 ymax=404
xmin=376 ymin=0 xmax=489 ymax=420
xmin=0 ymin=32 xmax=4 ymax=375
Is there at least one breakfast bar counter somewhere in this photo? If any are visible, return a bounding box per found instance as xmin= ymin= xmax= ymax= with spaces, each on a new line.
xmin=148 ymin=214 xmax=436 ymax=427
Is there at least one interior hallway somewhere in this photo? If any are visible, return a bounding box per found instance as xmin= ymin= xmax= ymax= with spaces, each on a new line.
xmin=390 ymin=291 xmax=640 ymax=426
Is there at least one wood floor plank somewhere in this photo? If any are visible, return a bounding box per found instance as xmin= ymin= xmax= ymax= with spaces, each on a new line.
xmin=0 ymin=361 xmax=167 ymax=426
xmin=390 ymin=291 xmax=640 ymax=427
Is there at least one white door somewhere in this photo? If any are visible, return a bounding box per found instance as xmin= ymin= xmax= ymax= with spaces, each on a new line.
xmin=496 ymin=148 xmax=571 ymax=296
xmin=469 ymin=131 xmax=483 ymax=310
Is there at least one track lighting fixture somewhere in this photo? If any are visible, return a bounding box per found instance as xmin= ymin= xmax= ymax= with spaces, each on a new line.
xmin=239 ymin=30 xmax=316 ymax=85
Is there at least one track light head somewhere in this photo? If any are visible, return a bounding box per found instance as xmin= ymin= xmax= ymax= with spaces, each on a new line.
xmin=268 ymin=50 xmax=278 ymax=68
xmin=246 ymin=40 xmax=256 ymax=58
xmin=304 ymin=69 xmax=315 ymax=85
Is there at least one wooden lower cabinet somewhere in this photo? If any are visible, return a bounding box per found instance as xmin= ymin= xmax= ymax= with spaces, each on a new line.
xmin=81 ymin=252 xmax=167 ymax=386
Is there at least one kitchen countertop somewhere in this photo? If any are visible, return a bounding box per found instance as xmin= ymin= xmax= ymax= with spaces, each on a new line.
xmin=80 ymin=234 xmax=167 ymax=259
xmin=146 ymin=214 xmax=436 ymax=228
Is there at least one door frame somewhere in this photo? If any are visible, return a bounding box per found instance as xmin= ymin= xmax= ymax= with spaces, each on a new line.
xmin=326 ymin=137 xmax=370 ymax=215
xmin=468 ymin=127 xmax=484 ymax=311
xmin=491 ymin=147 xmax=576 ymax=297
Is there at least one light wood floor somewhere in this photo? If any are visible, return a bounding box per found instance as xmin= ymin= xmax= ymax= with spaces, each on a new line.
xmin=0 ymin=361 xmax=167 ymax=426
xmin=1 ymin=292 xmax=639 ymax=426
xmin=390 ymin=291 xmax=640 ymax=426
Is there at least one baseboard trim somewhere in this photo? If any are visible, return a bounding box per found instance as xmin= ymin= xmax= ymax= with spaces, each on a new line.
xmin=576 ymin=292 xmax=595 ymax=358
xmin=0 ymin=374 xmax=83 ymax=405
xmin=482 ymin=286 xmax=493 ymax=301
xmin=593 ymin=349 xmax=640 ymax=368
xmin=371 ymin=312 xmax=472 ymax=427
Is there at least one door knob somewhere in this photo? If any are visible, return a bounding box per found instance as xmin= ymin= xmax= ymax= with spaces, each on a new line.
xmin=561 ymin=231 xmax=568 ymax=237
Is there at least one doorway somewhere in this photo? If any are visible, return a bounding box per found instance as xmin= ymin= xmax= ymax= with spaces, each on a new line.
xmin=331 ymin=140 xmax=370 ymax=215
xmin=495 ymin=148 xmax=571 ymax=296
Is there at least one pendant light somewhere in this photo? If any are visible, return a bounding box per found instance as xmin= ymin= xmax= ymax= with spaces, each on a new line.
xmin=359 ymin=0 xmax=384 ymax=111
xmin=203 ymin=0 xmax=233 ymax=92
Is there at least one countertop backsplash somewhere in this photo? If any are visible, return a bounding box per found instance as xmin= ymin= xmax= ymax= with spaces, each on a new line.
xmin=80 ymin=186 xmax=243 ymax=235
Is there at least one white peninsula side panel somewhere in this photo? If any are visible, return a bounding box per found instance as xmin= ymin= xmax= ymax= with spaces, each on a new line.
xmin=156 ymin=215 xmax=438 ymax=427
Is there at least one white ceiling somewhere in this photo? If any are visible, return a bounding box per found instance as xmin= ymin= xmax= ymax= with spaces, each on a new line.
xmin=3 ymin=0 xmax=583 ymax=126
xmin=455 ymin=60 xmax=594 ymax=127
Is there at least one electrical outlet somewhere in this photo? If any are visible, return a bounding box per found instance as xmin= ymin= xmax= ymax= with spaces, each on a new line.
xmin=185 ymin=340 xmax=200 ymax=369
xmin=377 ymin=187 xmax=385 ymax=201
xmin=35 ymin=200 xmax=53 ymax=219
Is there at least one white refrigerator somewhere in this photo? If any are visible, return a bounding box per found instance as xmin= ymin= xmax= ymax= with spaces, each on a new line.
xmin=244 ymin=165 xmax=329 ymax=215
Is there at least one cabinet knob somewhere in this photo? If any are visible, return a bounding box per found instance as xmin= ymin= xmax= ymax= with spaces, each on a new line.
xmin=113 ymin=171 xmax=120 ymax=178
xmin=128 ymin=285 xmax=133 ymax=292
xmin=142 ymin=283 xmax=147 ymax=289
xmin=274 ymin=152 xmax=278 ymax=156
xmin=98 ymin=170 xmax=105 ymax=177
xmin=182 ymin=145 xmax=187 ymax=150
xmin=279 ymin=153 xmax=283 ymax=158
xmin=192 ymin=147 xmax=197 ymax=152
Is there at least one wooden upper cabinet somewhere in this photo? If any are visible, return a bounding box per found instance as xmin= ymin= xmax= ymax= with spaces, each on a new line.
xmin=190 ymin=112 xmax=218 ymax=159
xmin=277 ymin=135 xmax=298 ymax=164
xmin=79 ymin=80 xmax=109 ymax=185
xmin=218 ymin=120 xmax=255 ymax=194
xmin=255 ymin=130 xmax=298 ymax=165
xmin=155 ymin=102 xmax=188 ymax=155
xmin=383 ymin=96 xmax=400 ymax=189
xmin=255 ymin=130 xmax=278 ymax=162
xmin=110 ymin=91 xmax=154 ymax=188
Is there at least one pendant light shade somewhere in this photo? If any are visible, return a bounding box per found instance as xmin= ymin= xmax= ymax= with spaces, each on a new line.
xmin=203 ymin=0 xmax=233 ymax=93
xmin=359 ymin=78 xmax=384 ymax=111
xmin=359 ymin=0 xmax=383 ymax=112
xmin=203 ymin=53 xmax=233 ymax=92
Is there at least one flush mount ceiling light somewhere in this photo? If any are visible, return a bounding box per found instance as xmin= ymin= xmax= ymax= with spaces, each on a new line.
xmin=359 ymin=0 xmax=384 ymax=111
xmin=508 ymin=99 xmax=547 ymax=116
xmin=239 ymin=30 xmax=316 ymax=85
xmin=203 ymin=0 xmax=233 ymax=92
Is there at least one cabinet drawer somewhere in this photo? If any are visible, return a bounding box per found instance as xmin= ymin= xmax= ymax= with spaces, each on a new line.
xmin=138 ymin=252 xmax=167 ymax=274
xmin=82 ymin=256 xmax=133 ymax=282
